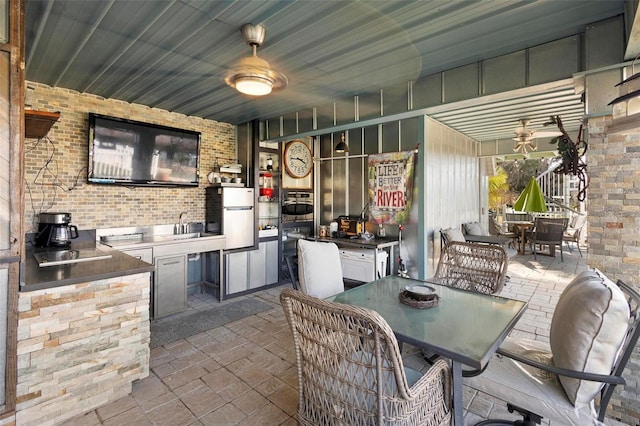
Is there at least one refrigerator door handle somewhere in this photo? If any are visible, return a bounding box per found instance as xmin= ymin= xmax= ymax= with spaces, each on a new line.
xmin=225 ymin=207 xmax=253 ymax=211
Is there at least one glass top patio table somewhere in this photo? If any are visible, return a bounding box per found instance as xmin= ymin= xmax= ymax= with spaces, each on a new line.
xmin=328 ymin=275 xmax=527 ymax=370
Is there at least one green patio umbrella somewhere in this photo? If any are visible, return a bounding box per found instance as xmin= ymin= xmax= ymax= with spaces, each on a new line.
xmin=513 ymin=177 xmax=547 ymax=213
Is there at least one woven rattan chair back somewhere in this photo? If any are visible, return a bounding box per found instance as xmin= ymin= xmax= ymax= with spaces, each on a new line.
xmin=280 ymin=288 xmax=452 ymax=426
xmin=433 ymin=241 xmax=508 ymax=295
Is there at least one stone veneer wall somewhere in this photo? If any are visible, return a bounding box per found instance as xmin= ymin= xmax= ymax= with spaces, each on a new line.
xmin=586 ymin=115 xmax=640 ymax=424
xmin=24 ymin=82 xmax=236 ymax=233
xmin=15 ymin=272 xmax=151 ymax=426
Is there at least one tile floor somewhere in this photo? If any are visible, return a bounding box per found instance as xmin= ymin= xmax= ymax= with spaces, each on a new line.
xmin=63 ymin=243 xmax=625 ymax=426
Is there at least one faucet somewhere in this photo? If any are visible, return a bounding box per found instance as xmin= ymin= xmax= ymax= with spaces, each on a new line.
xmin=178 ymin=212 xmax=188 ymax=234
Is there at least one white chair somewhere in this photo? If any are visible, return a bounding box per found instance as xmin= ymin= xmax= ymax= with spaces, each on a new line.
xmin=564 ymin=213 xmax=586 ymax=256
xmin=296 ymin=239 xmax=344 ymax=298
xmin=466 ymin=269 xmax=640 ymax=426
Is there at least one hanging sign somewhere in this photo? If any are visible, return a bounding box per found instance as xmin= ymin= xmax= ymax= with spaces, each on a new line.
xmin=367 ymin=149 xmax=416 ymax=225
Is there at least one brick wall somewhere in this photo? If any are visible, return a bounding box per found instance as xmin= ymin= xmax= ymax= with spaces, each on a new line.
xmin=586 ymin=115 xmax=640 ymax=425
xmin=24 ymin=82 xmax=236 ymax=233
xmin=16 ymin=272 xmax=151 ymax=426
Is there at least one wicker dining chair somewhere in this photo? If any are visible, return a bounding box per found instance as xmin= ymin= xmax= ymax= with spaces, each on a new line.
xmin=280 ymin=288 xmax=452 ymax=426
xmin=432 ymin=241 xmax=508 ymax=295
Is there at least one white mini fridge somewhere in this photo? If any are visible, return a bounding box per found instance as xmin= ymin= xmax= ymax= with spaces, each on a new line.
xmin=205 ymin=187 xmax=255 ymax=250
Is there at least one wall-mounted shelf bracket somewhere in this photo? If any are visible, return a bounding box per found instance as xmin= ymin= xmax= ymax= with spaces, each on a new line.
xmin=25 ymin=109 xmax=60 ymax=139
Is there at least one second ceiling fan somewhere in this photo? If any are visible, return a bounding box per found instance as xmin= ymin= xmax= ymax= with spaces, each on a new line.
xmin=512 ymin=119 xmax=562 ymax=154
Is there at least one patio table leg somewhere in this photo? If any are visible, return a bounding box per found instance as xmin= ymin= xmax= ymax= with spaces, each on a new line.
xmin=452 ymin=360 xmax=463 ymax=425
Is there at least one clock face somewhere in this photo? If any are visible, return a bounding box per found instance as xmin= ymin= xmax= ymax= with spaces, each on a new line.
xmin=284 ymin=140 xmax=312 ymax=178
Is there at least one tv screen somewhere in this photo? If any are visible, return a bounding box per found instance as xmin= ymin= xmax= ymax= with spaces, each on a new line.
xmin=88 ymin=113 xmax=201 ymax=187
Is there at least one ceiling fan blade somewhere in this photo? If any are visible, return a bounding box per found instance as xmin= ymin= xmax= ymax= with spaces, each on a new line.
xmin=531 ymin=130 xmax=562 ymax=138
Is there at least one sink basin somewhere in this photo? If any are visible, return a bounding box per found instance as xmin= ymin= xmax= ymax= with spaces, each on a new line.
xmin=162 ymin=232 xmax=203 ymax=240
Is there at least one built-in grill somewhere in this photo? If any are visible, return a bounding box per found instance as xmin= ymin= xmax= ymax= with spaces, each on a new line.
xmin=282 ymin=191 xmax=313 ymax=222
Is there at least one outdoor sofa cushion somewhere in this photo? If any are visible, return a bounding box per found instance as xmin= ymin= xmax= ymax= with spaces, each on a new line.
xmin=442 ymin=227 xmax=465 ymax=243
xmin=463 ymin=222 xmax=485 ymax=236
xmin=549 ymin=269 xmax=629 ymax=407
xmin=297 ymin=239 xmax=344 ymax=299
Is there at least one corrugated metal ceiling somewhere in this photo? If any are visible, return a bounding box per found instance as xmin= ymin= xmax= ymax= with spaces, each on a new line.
xmin=25 ymin=0 xmax=626 ymax=140
xmin=429 ymin=80 xmax=584 ymax=142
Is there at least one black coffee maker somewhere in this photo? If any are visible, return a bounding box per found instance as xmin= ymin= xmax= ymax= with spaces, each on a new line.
xmin=35 ymin=212 xmax=79 ymax=248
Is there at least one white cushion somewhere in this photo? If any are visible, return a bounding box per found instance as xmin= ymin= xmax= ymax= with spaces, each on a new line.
xmin=465 ymin=337 xmax=594 ymax=425
xmin=549 ymin=269 xmax=630 ymax=407
xmin=463 ymin=222 xmax=485 ymax=236
xmin=442 ymin=228 xmax=465 ymax=243
xmin=297 ymin=239 xmax=344 ymax=298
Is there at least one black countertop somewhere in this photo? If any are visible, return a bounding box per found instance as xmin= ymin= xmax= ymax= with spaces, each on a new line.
xmin=308 ymin=235 xmax=399 ymax=249
xmin=23 ymin=245 xmax=154 ymax=292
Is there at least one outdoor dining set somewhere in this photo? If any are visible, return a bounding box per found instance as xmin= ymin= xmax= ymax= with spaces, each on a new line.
xmin=279 ymin=235 xmax=640 ymax=426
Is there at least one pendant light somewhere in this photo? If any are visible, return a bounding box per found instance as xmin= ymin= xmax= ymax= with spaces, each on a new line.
xmin=335 ymin=132 xmax=349 ymax=153
xmin=225 ymin=24 xmax=287 ymax=96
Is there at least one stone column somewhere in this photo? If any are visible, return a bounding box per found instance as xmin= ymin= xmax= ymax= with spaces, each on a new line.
xmin=586 ymin=114 xmax=640 ymax=424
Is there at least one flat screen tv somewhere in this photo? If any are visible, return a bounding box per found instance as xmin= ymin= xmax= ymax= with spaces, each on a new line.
xmin=88 ymin=113 xmax=201 ymax=187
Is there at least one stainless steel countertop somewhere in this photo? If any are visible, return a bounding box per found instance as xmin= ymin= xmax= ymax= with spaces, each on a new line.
xmin=23 ymin=246 xmax=154 ymax=292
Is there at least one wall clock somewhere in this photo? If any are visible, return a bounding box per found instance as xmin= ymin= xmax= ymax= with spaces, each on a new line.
xmin=283 ymin=140 xmax=312 ymax=178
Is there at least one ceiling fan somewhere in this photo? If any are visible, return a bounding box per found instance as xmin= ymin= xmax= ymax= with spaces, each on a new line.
xmin=512 ymin=119 xmax=562 ymax=154
xmin=225 ymin=23 xmax=288 ymax=97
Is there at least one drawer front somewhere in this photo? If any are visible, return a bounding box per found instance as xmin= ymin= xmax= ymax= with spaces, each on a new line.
xmin=122 ymin=247 xmax=153 ymax=264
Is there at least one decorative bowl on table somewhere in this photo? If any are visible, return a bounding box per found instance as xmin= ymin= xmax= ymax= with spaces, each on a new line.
xmin=399 ymin=284 xmax=440 ymax=308
xmin=404 ymin=284 xmax=436 ymax=300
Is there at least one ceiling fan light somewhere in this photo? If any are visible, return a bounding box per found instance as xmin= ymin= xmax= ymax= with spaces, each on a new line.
xmin=225 ymin=23 xmax=288 ymax=96
xmin=235 ymin=76 xmax=273 ymax=96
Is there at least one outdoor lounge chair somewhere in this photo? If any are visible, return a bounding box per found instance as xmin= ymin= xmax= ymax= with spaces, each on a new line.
xmin=462 ymin=221 xmax=518 ymax=259
xmin=280 ymin=288 xmax=452 ymax=425
xmin=491 ymin=218 xmax=518 ymax=249
xmin=467 ymin=270 xmax=640 ymax=426
xmin=440 ymin=226 xmax=466 ymax=248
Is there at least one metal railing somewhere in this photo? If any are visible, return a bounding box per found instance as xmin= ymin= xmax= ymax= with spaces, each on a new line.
xmin=535 ymin=158 xmax=584 ymax=216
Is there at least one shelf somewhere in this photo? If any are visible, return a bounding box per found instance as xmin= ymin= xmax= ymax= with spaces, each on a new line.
xmin=220 ymin=164 xmax=242 ymax=173
xmin=25 ymin=109 xmax=60 ymax=139
xmin=209 ymin=183 xmax=245 ymax=188
xmin=259 ymin=229 xmax=279 ymax=238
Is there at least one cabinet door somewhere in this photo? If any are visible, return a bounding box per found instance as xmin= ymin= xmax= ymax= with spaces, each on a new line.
xmin=248 ymin=245 xmax=266 ymax=289
xmin=226 ymin=252 xmax=248 ymax=295
xmin=154 ymin=255 xmax=186 ymax=318
xmin=265 ymin=240 xmax=279 ymax=285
